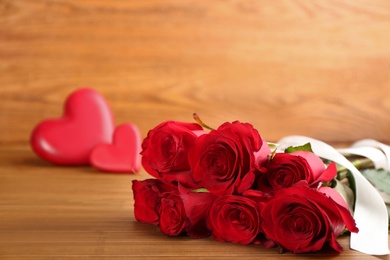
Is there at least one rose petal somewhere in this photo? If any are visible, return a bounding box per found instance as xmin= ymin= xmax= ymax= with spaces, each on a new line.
xmin=319 ymin=186 xmax=359 ymax=235
xmin=236 ymin=172 xmax=255 ymax=194
xmin=292 ymin=151 xmax=326 ymax=180
xmin=316 ymin=162 xmax=338 ymax=183
xmin=179 ymin=185 xmax=216 ymax=238
xmin=254 ymin=139 xmax=271 ymax=168
xmin=329 ymin=232 xmax=344 ymax=253
xmin=319 ymin=186 xmax=349 ymax=211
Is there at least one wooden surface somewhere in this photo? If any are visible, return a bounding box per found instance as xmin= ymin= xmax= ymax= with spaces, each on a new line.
xmin=0 ymin=147 xmax=388 ymax=259
xmin=1 ymin=0 xmax=390 ymax=259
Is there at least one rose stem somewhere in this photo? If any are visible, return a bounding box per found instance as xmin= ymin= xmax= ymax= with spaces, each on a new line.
xmin=193 ymin=113 xmax=215 ymax=130
xmin=337 ymin=157 xmax=374 ymax=180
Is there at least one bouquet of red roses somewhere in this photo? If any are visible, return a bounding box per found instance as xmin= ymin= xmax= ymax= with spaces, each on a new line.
xmin=132 ymin=116 xmax=359 ymax=254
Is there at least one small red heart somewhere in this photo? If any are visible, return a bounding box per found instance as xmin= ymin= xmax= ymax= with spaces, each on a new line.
xmin=90 ymin=123 xmax=142 ymax=173
xmin=30 ymin=88 xmax=115 ymax=165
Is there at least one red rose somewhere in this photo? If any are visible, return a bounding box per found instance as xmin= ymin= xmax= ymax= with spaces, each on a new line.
xmin=257 ymin=151 xmax=336 ymax=193
xmin=159 ymin=192 xmax=186 ymax=236
xmin=179 ymin=185 xmax=217 ymax=238
xmin=132 ymin=179 xmax=177 ymax=225
xmin=291 ymin=151 xmax=337 ymax=183
xmin=208 ymin=195 xmax=262 ymax=244
xmin=189 ymin=121 xmax=262 ymax=196
xmin=260 ymin=183 xmax=358 ymax=253
xmin=141 ymin=121 xmax=204 ymax=187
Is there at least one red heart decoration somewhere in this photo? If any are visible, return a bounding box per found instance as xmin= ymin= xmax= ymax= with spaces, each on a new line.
xmin=90 ymin=123 xmax=142 ymax=173
xmin=30 ymin=88 xmax=115 ymax=165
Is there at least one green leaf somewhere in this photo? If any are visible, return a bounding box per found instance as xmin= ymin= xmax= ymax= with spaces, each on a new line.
xmin=361 ymin=168 xmax=390 ymax=195
xmin=361 ymin=169 xmax=390 ymax=227
xmin=284 ymin=143 xmax=313 ymax=153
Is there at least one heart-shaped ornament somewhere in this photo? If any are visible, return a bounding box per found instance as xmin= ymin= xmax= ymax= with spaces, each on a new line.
xmin=90 ymin=123 xmax=142 ymax=173
xmin=30 ymin=88 xmax=115 ymax=165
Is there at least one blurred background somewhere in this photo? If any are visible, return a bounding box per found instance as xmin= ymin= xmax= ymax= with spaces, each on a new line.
xmin=2 ymin=0 xmax=390 ymax=147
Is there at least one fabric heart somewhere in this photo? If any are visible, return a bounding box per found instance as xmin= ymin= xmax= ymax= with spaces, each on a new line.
xmin=90 ymin=123 xmax=141 ymax=173
xmin=30 ymin=88 xmax=115 ymax=165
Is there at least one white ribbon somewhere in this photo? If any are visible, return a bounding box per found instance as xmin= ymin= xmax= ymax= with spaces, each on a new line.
xmin=337 ymin=147 xmax=388 ymax=170
xmin=337 ymin=146 xmax=390 ymax=204
xmin=341 ymin=140 xmax=390 ymax=204
xmin=351 ymin=139 xmax=390 ymax=171
xmin=278 ymin=136 xmax=389 ymax=255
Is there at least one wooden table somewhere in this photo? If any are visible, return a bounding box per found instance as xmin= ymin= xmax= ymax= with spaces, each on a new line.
xmin=0 ymin=146 xmax=388 ymax=259
xmin=2 ymin=0 xmax=390 ymax=259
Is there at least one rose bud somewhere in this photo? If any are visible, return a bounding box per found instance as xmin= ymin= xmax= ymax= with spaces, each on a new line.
xmin=207 ymin=195 xmax=262 ymax=244
xmin=141 ymin=121 xmax=205 ymax=188
xmin=189 ymin=121 xmax=263 ymax=196
xmin=132 ymin=179 xmax=177 ymax=225
xmin=159 ymin=192 xmax=186 ymax=237
xmin=260 ymin=183 xmax=358 ymax=253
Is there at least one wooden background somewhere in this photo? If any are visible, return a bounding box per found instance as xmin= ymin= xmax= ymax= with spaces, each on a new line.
xmin=1 ymin=0 xmax=390 ymax=259
xmin=2 ymin=0 xmax=390 ymax=146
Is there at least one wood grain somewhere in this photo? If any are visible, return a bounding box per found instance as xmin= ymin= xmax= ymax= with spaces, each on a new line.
xmin=0 ymin=147 xmax=388 ymax=259
xmin=1 ymin=1 xmax=390 ymax=259
xmin=1 ymin=0 xmax=390 ymax=146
